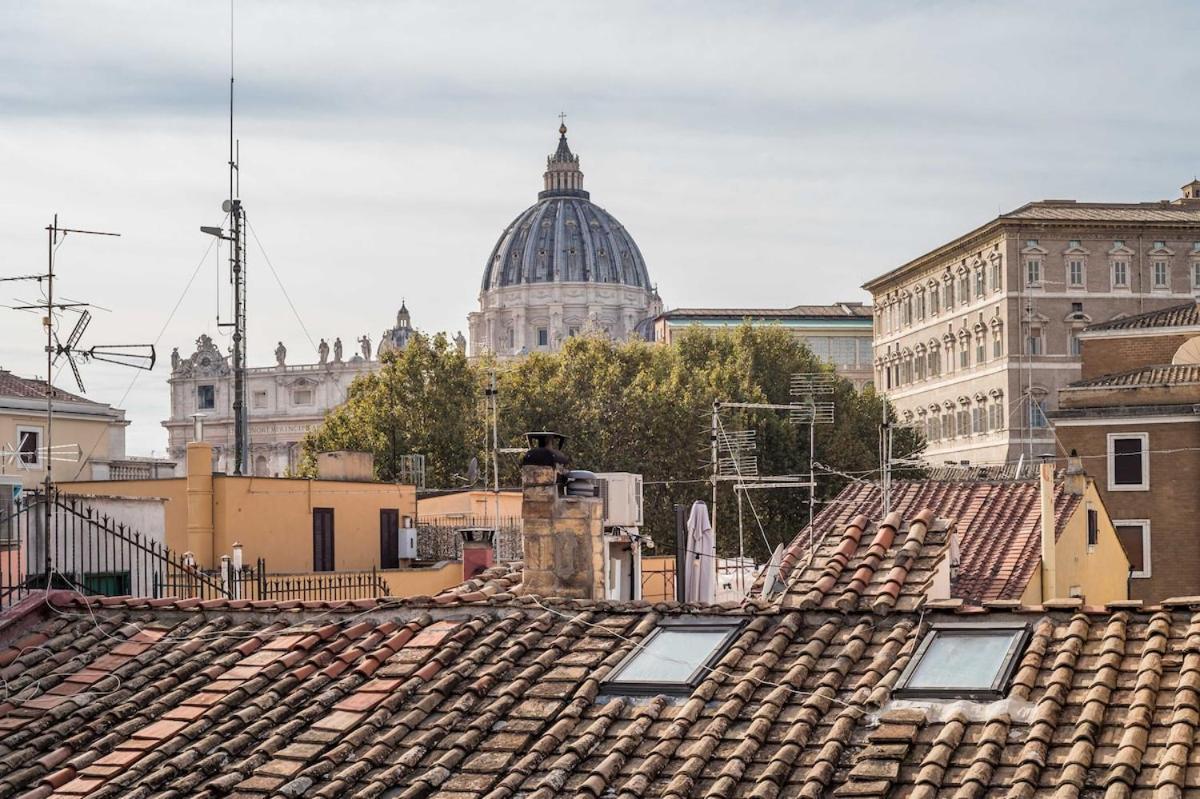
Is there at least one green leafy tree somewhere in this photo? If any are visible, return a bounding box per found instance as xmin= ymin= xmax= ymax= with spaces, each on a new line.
xmin=300 ymin=325 xmax=924 ymax=561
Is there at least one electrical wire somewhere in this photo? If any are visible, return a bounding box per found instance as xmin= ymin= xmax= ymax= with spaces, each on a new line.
xmin=246 ymin=219 xmax=318 ymax=352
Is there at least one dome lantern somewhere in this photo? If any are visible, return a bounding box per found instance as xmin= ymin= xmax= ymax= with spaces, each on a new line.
xmin=541 ymin=122 xmax=588 ymax=200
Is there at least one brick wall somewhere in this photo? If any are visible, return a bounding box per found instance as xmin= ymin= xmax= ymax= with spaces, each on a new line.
xmin=1080 ymin=333 xmax=1192 ymax=380
xmin=1055 ymin=419 xmax=1200 ymax=602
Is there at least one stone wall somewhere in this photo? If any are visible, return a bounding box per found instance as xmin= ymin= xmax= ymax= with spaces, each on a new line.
xmin=521 ymin=464 xmax=604 ymax=599
xmin=1079 ymin=333 xmax=1192 ymax=381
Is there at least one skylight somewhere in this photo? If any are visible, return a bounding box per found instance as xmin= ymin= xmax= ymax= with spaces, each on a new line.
xmin=603 ymin=619 xmax=741 ymax=695
xmin=895 ymin=622 xmax=1028 ymax=700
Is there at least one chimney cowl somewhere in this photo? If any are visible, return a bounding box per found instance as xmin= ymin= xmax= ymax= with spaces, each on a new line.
xmin=521 ymin=431 xmax=571 ymax=467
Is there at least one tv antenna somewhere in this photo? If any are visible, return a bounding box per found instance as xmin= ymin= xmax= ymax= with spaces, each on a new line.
xmin=2 ymin=215 xmax=154 ymax=572
xmin=200 ymin=1 xmax=248 ymax=475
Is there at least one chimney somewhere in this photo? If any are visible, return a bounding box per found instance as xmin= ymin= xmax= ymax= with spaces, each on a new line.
xmin=459 ymin=528 xmax=495 ymax=581
xmin=1063 ymin=449 xmax=1087 ymax=496
xmin=185 ymin=441 xmax=215 ymax=568
xmin=520 ymin=432 xmax=605 ymax=599
xmin=1039 ymin=460 xmax=1058 ymax=601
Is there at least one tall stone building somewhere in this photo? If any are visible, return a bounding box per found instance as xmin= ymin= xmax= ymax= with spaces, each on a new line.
xmin=163 ymin=305 xmax=424 ymax=476
xmin=468 ymin=123 xmax=662 ymax=357
xmin=864 ymin=180 xmax=1200 ymax=466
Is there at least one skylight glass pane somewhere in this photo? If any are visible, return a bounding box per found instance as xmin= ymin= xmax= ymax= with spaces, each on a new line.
xmin=612 ymin=629 xmax=729 ymax=684
xmin=905 ymin=631 xmax=1019 ymax=690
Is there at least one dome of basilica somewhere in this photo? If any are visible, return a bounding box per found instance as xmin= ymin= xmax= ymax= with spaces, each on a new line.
xmin=480 ymin=124 xmax=651 ymax=292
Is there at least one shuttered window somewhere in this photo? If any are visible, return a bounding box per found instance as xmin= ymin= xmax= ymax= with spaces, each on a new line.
xmin=313 ymin=508 xmax=335 ymax=572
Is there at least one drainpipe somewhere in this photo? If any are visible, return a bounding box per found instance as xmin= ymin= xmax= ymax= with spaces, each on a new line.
xmin=186 ymin=441 xmax=215 ymax=568
xmin=1039 ymin=460 xmax=1057 ymax=602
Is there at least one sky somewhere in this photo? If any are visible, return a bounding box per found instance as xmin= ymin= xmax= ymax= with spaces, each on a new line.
xmin=2 ymin=1 xmax=1199 ymax=457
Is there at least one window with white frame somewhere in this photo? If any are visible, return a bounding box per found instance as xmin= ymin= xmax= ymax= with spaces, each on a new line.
xmin=292 ymin=387 xmax=315 ymax=406
xmin=927 ymin=349 xmax=939 ymax=377
xmin=959 ymin=342 xmax=969 ymax=369
xmin=197 ymin=384 xmax=216 ymax=410
xmin=1111 ymin=260 xmax=1129 ymax=289
xmin=1025 ymin=259 xmax=1041 ymax=287
xmin=1113 ymin=519 xmax=1151 ymax=578
xmin=1069 ymin=330 xmax=1082 ymax=356
xmin=991 ymin=259 xmax=1002 ymax=292
xmin=988 ymin=401 xmax=1004 ymax=431
xmin=537 ymin=327 xmax=549 ymax=347
xmin=1153 ymin=260 xmax=1169 ymax=289
xmin=944 ymin=280 xmax=955 ymax=309
xmin=971 ymin=406 xmax=985 ymax=433
xmin=1192 ymin=262 xmax=1200 ymax=290
xmin=916 ymin=291 xmax=925 ymax=321
xmin=975 ymin=335 xmax=985 ymax=364
xmin=975 ymin=268 xmax=985 ymax=298
xmin=929 ymin=287 xmax=940 ymax=315
xmin=993 ymin=327 xmax=1004 ymax=357
xmin=1108 ymin=433 xmax=1148 ymax=490
xmin=1029 ymin=397 xmax=1048 ymax=428
xmin=943 ymin=413 xmax=955 ymax=438
xmin=957 ymin=407 xmax=970 ymax=436
xmin=959 ymin=272 xmax=970 ymax=304
xmin=16 ymin=426 xmax=41 ymax=468
xmin=603 ymin=619 xmax=743 ymax=695
xmin=1068 ymin=259 xmax=1085 ymax=288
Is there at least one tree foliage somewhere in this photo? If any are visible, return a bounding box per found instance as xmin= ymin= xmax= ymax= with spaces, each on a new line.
xmin=300 ymin=325 xmax=924 ymax=560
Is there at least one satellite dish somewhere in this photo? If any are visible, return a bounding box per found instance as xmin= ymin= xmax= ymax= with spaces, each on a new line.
xmin=761 ymin=543 xmax=786 ymax=598
xmin=466 ymin=457 xmax=479 ymax=485
xmin=1173 ymin=336 xmax=1200 ymax=365
xmin=221 ymin=199 xmax=234 ymax=213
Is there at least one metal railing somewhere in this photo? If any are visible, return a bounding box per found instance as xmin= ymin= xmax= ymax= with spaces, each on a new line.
xmin=0 ymin=489 xmax=395 ymax=611
xmin=416 ymin=514 xmax=523 ymax=562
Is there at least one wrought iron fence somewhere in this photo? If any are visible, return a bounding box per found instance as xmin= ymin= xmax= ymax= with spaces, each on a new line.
xmin=0 ymin=489 xmax=395 ymax=611
xmin=416 ymin=514 xmax=523 ymax=562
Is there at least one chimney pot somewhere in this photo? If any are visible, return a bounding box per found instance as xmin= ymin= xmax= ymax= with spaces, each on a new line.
xmin=459 ymin=527 xmax=495 ymax=580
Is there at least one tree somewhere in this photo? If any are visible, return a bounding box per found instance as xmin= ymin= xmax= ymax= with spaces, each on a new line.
xmin=300 ymin=325 xmax=924 ymax=561
xmin=297 ymin=332 xmax=484 ymax=487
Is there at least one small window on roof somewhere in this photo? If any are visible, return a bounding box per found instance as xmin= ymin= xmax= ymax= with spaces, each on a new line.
xmin=895 ymin=622 xmax=1028 ymax=700
xmin=603 ymin=619 xmax=741 ymax=695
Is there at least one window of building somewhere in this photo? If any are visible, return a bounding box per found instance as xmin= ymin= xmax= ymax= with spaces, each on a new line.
xmin=988 ymin=401 xmax=1004 ymax=431
xmin=993 ymin=329 xmax=1003 ymax=358
xmin=929 ymin=289 xmax=940 ymax=315
xmin=82 ymin=571 xmax=132 ymax=597
xmin=1069 ymin=331 xmax=1082 ymax=356
xmin=895 ymin=623 xmax=1029 ymax=700
xmin=1112 ymin=260 xmax=1129 ymax=288
xmin=1108 ymin=433 xmax=1148 ymax=490
xmin=915 ymin=292 xmax=925 ymax=321
xmin=959 ymin=345 xmax=969 ymax=369
xmin=1068 ymin=239 xmax=1081 ymax=249
xmin=858 ymin=338 xmax=872 ymax=365
xmin=1068 ymin=259 xmax=1085 ymax=288
xmin=975 ymin=337 xmax=986 ymax=365
xmin=945 ymin=343 xmax=954 ymax=374
xmin=1026 ymin=239 xmax=1038 ymax=248
xmin=829 ymin=337 xmax=858 ymax=368
xmin=1154 ymin=240 xmax=1165 ymax=250
xmin=975 ymin=268 xmax=985 ymax=298
xmin=943 ymin=413 xmax=955 ymax=439
xmin=537 ymin=327 xmax=549 ymax=347
xmin=252 ymin=390 xmax=267 ymax=410
xmin=1114 ymin=239 xmax=1125 ymax=248
xmin=959 ymin=273 xmax=970 ymax=304
xmin=603 ymin=619 xmax=742 ymax=695
xmin=972 ymin=406 xmax=985 ymax=434
xmin=293 ymin=388 xmax=314 ymax=406
xmin=1086 ymin=507 xmax=1099 ymax=550
xmin=1194 ymin=263 xmax=1200 ymax=290
xmin=1114 ymin=519 xmax=1151 ymax=578
xmin=991 ymin=259 xmax=1002 ymax=291
xmin=957 ymin=408 xmax=970 ymax=435
xmin=1029 ymin=398 xmax=1048 ymax=428
xmin=915 ymin=357 xmax=925 ymax=381
xmin=944 ymin=281 xmax=955 ymax=309
xmin=1027 ymin=326 xmax=1043 ymax=355
xmin=1025 ymin=259 xmax=1041 ymax=287
xmin=568 ymin=326 xmax=580 ymax=338
xmin=16 ymin=426 xmax=40 ymax=467
xmin=1153 ymin=261 xmax=1169 ymax=289
xmin=197 ymin=384 xmax=215 ymax=410
xmin=927 ymin=350 xmax=939 ymax=377
xmin=313 ymin=508 xmax=335 ymax=572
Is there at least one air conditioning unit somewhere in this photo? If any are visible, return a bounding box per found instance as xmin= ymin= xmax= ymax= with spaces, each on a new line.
xmin=595 ymin=472 xmax=643 ymax=528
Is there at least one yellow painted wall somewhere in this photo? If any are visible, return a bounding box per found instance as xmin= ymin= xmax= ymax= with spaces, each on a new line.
xmin=641 ymin=554 xmax=676 ymax=602
xmin=0 ymin=410 xmax=120 ymax=489
xmin=60 ymin=473 xmax=417 ymax=573
xmin=418 ymin=489 xmax=523 ymax=521
xmin=1019 ymin=480 xmax=1129 ymax=604
xmin=213 ymin=477 xmax=416 ymax=573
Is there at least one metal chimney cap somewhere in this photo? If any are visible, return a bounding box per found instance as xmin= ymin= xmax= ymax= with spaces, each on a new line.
xmin=525 ymin=431 xmax=567 ymax=450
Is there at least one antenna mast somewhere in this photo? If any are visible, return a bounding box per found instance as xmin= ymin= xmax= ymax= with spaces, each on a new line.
xmin=202 ymin=3 xmax=247 ymax=475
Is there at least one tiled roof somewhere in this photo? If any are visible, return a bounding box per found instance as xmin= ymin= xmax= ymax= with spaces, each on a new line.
xmin=660 ymin=304 xmax=873 ymax=320
xmin=1004 ymin=201 xmax=1200 ymax=223
xmin=1069 ymin=363 xmax=1200 ymax=388
xmin=775 ymin=479 xmax=1081 ymax=605
xmin=3 ymin=591 xmax=1200 ymax=798
xmin=0 ymin=370 xmax=97 ymax=405
xmin=1083 ymin=300 xmax=1200 ymax=332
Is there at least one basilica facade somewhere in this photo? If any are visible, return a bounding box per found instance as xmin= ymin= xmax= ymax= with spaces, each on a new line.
xmin=163 ymin=305 xmax=430 ymax=476
xmin=468 ymin=124 xmax=662 ymax=357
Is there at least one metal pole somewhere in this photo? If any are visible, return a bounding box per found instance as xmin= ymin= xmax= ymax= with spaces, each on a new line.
xmin=231 ymin=201 xmax=246 ymax=474
xmin=490 ymin=370 xmax=500 ymax=540
xmin=808 ymin=420 xmax=815 ymax=553
xmin=43 ymin=217 xmax=55 ymax=580
xmin=674 ymin=503 xmax=687 ymax=602
xmin=710 ymin=402 xmax=718 ymax=548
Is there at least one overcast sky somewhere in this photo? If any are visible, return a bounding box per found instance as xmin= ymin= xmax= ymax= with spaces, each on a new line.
xmin=2 ymin=1 xmax=1199 ymax=457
